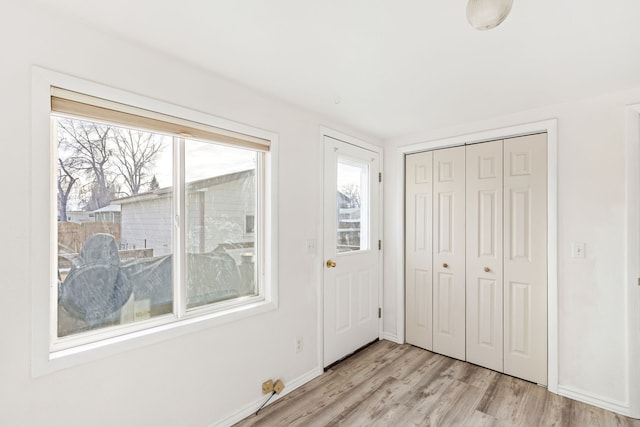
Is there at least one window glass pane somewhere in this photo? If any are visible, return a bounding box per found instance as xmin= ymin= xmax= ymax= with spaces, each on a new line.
xmin=55 ymin=117 xmax=174 ymax=337
xmin=184 ymin=140 xmax=258 ymax=309
xmin=336 ymin=158 xmax=369 ymax=253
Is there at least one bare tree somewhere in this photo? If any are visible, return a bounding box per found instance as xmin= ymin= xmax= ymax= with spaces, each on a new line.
xmin=57 ymin=156 xmax=78 ymax=222
xmin=56 ymin=117 xmax=164 ymax=220
xmin=111 ymin=128 xmax=163 ymax=196
xmin=340 ymin=184 xmax=361 ymax=208
xmin=57 ymin=118 xmax=115 ymax=210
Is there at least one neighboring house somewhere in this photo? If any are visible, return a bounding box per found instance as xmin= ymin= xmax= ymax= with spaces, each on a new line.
xmin=114 ymin=169 xmax=255 ymax=257
xmin=63 ymin=210 xmax=94 ymax=224
xmin=60 ymin=205 xmax=120 ymax=224
xmin=92 ymin=204 xmax=121 ymax=223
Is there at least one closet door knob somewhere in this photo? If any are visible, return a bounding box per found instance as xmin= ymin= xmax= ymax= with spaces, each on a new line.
xmin=443 ymin=263 xmax=449 ymax=268
xmin=484 ymin=267 xmax=490 ymax=272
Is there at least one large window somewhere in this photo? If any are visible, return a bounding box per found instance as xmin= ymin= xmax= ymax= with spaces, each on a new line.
xmin=51 ymin=87 xmax=271 ymax=350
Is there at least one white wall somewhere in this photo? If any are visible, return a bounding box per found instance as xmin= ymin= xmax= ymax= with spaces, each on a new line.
xmin=383 ymin=86 xmax=640 ymax=413
xmin=5 ymin=0 xmax=639 ymax=423
xmin=0 ymin=2 xmax=379 ymax=426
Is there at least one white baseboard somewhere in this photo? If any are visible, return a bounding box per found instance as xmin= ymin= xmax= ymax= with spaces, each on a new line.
xmin=210 ymin=366 xmax=324 ymax=427
xmin=381 ymin=332 xmax=402 ymax=344
xmin=557 ymin=385 xmax=629 ymax=416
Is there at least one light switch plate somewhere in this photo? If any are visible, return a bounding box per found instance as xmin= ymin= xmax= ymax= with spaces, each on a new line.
xmin=306 ymin=239 xmax=317 ymax=255
xmin=571 ymin=241 xmax=586 ymax=258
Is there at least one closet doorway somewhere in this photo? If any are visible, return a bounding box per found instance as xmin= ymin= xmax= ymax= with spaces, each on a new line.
xmin=405 ymin=133 xmax=548 ymax=385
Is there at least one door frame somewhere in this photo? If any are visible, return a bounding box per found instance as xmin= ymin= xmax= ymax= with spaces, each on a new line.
xmin=626 ymin=103 xmax=640 ymax=418
xmin=394 ymin=119 xmax=558 ymax=392
xmin=318 ymin=126 xmax=384 ymax=368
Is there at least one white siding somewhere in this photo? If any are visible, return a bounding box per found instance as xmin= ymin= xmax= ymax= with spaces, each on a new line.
xmin=188 ymin=174 xmax=255 ymax=254
xmin=121 ymin=196 xmax=173 ymax=256
xmin=119 ymin=172 xmax=256 ymax=257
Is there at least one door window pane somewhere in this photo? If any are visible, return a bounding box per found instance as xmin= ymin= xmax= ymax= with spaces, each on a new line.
xmin=56 ymin=117 xmax=174 ymax=337
xmin=185 ymin=140 xmax=258 ymax=309
xmin=336 ymin=158 xmax=369 ymax=253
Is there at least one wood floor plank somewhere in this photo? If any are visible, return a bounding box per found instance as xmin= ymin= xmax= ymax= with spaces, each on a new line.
xmin=538 ymin=389 xmax=572 ymax=426
xmin=425 ymin=380 xmax=484 ymax=426
xmin=325 ymin=376 xmax=404 ymax=426
xmin=569 ymin=400 xmax=607 ymax=427
xmin=463 ymin=362 xmax=502 ymax=392
xmin=233 ymin=340 xmax=640 ymax=427
xmin=386 ymin=345 xmax=435 ymax=382
xmin=478 ymin=375 xmax=529 ymax=423
xmin=393 ymin=379 xmax=467 ymax=425
xmin=368 ymin=403 xmax=414 ymax=427
xmin=466 ymin=409 xmax=507 ymax=426
xmin=395 ymin=355 xmax=456 ymax=408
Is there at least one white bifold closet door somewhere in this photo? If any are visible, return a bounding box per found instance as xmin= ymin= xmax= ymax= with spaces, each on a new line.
xmin=432 ymin=146 xmax=466 ymax=361
xmin=405 ymin=133 xmax=547 ymax=386
xmin=503 ymin=134 xmax=547 ymax=385
xmin=405 ymin=151 xmax=433 ymax=350
xmin=465 ymin=140 xmax=504 ymax=372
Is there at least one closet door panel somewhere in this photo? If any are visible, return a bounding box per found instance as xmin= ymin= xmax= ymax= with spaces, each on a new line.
xmin=466 ymin=141 xmax=504 ymax=372
xmin=433 ymin=146 xmax=466 ymax=360
xmin=504 ymin=134 xmax=547 ymax=385
xmin=405 ymin=152 xmax=433 ymax=350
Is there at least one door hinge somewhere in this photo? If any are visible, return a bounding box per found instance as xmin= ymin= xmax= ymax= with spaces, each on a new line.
xmin=638 ymin=277 xmax=640 ymax=286
xmin=378 ymin=240 xmax=382 ymax=250
xmin=378 ymin=307 xmax=382 ymax=318
xmin=378 ymin=172 xmax=382 ymax=183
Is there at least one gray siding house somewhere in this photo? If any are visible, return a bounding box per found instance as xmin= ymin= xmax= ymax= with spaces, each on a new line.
xmin=114 ymin=169 xmax=256 ymax=258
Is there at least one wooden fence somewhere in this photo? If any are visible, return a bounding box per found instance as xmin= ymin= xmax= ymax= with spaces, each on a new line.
xmin=58 ymin=221 xmax=121 ymax=254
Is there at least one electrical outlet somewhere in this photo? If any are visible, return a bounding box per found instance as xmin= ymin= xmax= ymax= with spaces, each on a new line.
xmin=273 ymin=379 xmax=285 ymax=394
xmin=296 ymin=336 xmax=303 ymax=353
xmin=262 ymin=379 xmax=274 ymax=394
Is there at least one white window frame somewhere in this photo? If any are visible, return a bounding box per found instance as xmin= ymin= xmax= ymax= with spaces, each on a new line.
xmin=31 ymin=67 xmax=278 ymax=376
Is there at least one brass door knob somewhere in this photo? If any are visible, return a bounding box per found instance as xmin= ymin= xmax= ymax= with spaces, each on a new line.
xmin=443 ymin=263 xmax=449 ymax=268
xmin=484 ymin=267 xmax=490 ymax=272
xmin=326 ymin=259 xmax=337 ymax=268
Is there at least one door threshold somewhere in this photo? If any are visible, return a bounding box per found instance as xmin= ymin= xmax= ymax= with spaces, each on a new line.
xmin=324 ymin=338 xmax=379 ymax=371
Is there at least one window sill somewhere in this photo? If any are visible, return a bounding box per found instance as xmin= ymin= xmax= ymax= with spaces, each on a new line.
xmin=35 ymin=298 xmax=277 ymax=377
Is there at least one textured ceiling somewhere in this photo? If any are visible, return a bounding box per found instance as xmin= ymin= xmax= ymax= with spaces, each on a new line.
xmin=33 ymin=0 xmax=640 ymax=140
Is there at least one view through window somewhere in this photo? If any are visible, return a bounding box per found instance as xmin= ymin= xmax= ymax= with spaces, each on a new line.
xmin=336 ymin=158 xmax=369 ymax=253
xmin=55 ymin=111 xmax=261 ymax=339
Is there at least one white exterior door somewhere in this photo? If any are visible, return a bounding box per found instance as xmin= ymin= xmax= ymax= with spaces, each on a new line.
xmin=503 ymin=134 xmax=548 ymax=385
xmin=323 ymin=136 xmax=381 ymax=367
xmin=432 ymin=146 xmax=466 ymax=361
xmin=405 ymin=151 xmax=433 ymax=350
xmin=466 ymin=140 xmax=504 ymax=372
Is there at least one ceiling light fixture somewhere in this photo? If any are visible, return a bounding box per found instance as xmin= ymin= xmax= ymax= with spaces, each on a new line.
xmin=467 ymin=0 xmax=513 ymax=31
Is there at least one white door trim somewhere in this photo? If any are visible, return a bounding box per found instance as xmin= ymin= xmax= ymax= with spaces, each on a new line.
xmin=394 ymin=119 xmax=558 ymax=393
xmin=319 ymin=126 xmax=383 ymax=368
xmin=626 ymin=104 xmax=640 ymax=418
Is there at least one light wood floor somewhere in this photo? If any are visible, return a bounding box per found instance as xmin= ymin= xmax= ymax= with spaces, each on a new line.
xmin=235 ymin=340 xmax=639 ymax=427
